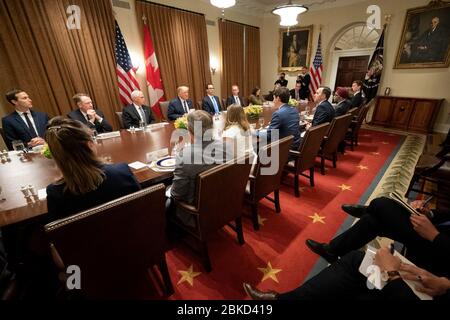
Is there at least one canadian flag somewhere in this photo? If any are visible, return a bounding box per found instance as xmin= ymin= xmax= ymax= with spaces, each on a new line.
xmin=143 ymin=21 xmax=164 ymax=118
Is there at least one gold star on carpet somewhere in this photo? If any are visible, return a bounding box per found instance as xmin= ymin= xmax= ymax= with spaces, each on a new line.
xmin=338 ymin=184 xmax=352 ymax=191
xmin=258 ymin=262 xmax=282 ymax=283
xmin=308 ymin=213 xmax=326 ymax=224
xmin=357 ymin=165 xmax=368 ymax=170
xmin=299 ymin=187 xmax=306 ymax=192
xmin=382 ymin=141 xmax=390 ymax=145
xmin=177 ymin=265 xmax=201 ymax=286
xmin=371 ymin=152 xmax=380 ymax=156
xmin=258 ymin=215 xmax=267 ymax=226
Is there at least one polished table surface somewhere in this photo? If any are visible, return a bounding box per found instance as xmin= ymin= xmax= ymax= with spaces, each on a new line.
xmin=0 ymin=102 xmax=313 ymax=227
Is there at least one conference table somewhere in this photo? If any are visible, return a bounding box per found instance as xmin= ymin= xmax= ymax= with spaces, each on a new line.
xmin=0 ymin=102 xmax=313 ymax=228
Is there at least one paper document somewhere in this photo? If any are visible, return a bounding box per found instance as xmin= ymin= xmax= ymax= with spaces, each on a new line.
xmin=128 ymin=161 xmax=147 ymax=170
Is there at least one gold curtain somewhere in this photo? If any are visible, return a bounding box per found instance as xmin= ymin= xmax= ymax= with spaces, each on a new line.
xmin=244 ymin=26 xmax=261 ymax=99
xmin=0 ymin=0 xmax=121 ymax=128
xmin=219 ymin=20 xmax=244 ymax=100
xmin=136 ymin=1 xmax=211 ymax=107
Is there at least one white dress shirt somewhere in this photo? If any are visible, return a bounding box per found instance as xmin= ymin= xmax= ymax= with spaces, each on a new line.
xmin=16 ymin=110 xmax=38 ymax=134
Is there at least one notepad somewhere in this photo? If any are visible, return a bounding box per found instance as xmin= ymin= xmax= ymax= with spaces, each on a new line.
xmin=128 ymin=161 xmax=147 ymax=170
xmin=97 ymin=131 xmax=121 ymax=139
xmin=38 ymin=188 xmax=47 ymax=200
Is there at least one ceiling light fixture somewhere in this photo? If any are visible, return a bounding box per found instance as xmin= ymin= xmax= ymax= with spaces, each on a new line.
xmin=272 ymin=1 xmax=308 ymax=34
xmin=210 ymin=0 xmax=236 ymax=20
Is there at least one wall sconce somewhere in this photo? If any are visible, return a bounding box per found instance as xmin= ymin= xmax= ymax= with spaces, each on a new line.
xmin=210 ymin=56 xmax=219 ymax=75
xmin=211 ymin=67 xmax=216 ymax=75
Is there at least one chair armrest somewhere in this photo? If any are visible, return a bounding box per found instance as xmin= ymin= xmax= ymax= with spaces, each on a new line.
xmin=174 ymin=200 xmax=199 ymax=215
xmin=289 ymin=150 xmax=300 ymax=157
xmin=249 ymin=174 xmax=257 ymax=181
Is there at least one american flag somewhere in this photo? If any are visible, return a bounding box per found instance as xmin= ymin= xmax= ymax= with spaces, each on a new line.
xmin=309 ymin=33 xmax=323 ymax=100
xmin=115 ymin=20 xmax=140 ymax=105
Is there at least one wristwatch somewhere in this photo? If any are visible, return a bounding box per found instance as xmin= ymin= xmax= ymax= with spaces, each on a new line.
xmin=381 ymin=270 xmax=401 ymax=282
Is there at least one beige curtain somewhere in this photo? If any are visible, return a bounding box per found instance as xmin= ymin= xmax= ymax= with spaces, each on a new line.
xmin=244 ymin=25 xmax=261 ymax=99
xmin=136 ymin=1 xmax=211 ymax=107
xmin=219 ymin=20 xmax=244 ymax=100
xmin=0 ymin=0 xmax=121 ymax=128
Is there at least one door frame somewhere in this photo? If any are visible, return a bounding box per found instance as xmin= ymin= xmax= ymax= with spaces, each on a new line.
xmin=329 ymin=48 xmax=373 ymax=91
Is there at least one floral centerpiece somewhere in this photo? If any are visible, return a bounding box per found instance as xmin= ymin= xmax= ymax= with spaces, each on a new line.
xmin=41 ymin=144 xmax=52 ymax=159
xmin=244 ymin=105 xmax=263 ymax=119
xmin=174 ymin=115 xmax=188 ymax=129
xmin=288 ymin=98 xmax=299 ymax=107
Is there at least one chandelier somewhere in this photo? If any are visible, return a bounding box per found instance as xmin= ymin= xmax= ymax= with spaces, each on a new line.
xmin=272 ymin=1 xmax=308 ymax=30
xmin=210 ymin=0 xmax=236 ymax=19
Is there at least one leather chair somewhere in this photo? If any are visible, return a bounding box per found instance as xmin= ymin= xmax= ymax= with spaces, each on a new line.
xmin=345 ymin=102 xmax=371 ymax=151
xmin=347 ymin=107 xmax=359 ymax=117
xmin=159 ymin=101 xmax=170 ymax=122
xmin=197 ymin=100 xmax=202 ymax=110
xmin=245 ymin=135 xmax=293 ymax=230
xmin=284 ymin=123 xmax=330 ymax=197
xmin=0 ymin=127 xmax=6 ymax=149
xmin=222 ymin=98 xmax=227 ymax=110
xmin=115 ymin=111 xmax=124 ymax=129
xmin=242 ymin=97 xmax=249 ymax=107
xmin=170 ymin=155 xmax=253 ymax=272
xmin=318 ymin=114 xmax=353 ymax=175
xmin=44 ymin=184 xmax=174 ymax=299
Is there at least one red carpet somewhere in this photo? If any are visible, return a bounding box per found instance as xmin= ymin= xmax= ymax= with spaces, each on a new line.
xmin=165 ymin=129 xmax=403 ymax=299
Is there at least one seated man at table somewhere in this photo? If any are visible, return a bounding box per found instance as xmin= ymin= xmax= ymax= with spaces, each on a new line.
xmin=333 ymin=87 xmax=352 ymax=117
xmin=290 ymin=81 xmax=301 ymax=101
xmin=259 ymin=87 xmax=300 ymax=151
xmin=226 ymin=85 xmax=244 ymax=107
xmin=202 ymin=83 xmax=222 ymax=115
xmin=350 ymin=80 xmax=365 ymax=109
xmin=121 ymin=90 xmax=155 ymax=129
xmin=67 ymin=93 xmax=112 ymax=133
xmin=168 ymin=110 xmax=229 ymax=227
xmin=167 ymin=86 xmax=194 ymax=121
xmin=309 ymin=86 xmax=335 ymax=128
xmin=2 ymin=89 xmax=49 ymax=150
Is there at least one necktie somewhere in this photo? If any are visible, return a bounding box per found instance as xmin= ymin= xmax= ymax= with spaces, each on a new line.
xmin=23 ymin=112 xmax=38 ymax=138
xmin=183 ymin=101 xmax=189 ymax=113
xmin=235 ymin=96 xmax=240 ymax=106
xmin=211 ymin=97 xmax=219 ymax=114
xmin=138 ymin=106 xmax=146 ymax=125
xmin=85 ymin=114 xmax=91 ymax=122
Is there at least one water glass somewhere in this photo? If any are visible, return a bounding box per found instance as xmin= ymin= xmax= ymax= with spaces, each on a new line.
xmin=258 ymin=117 xmax=265 ymax=128
xmin=139 ymin=120 xmax=145 ymax=130
xmin=305 ymin=106 xmax=310 ymax=116
xmin=12 ymin=140 xmax=25 ymax=152
xmin=130 ymin=125 xmax=135 ymax=133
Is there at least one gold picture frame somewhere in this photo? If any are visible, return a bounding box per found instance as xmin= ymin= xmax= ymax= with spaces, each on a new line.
xmin=394 ymin=0 xmax=450 ymax=69
xmin=278 ymin=25 xmax=313 ymax=72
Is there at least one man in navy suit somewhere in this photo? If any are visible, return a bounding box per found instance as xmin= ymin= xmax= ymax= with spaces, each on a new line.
xmin=67 ymin=93 xmax=112 ymax=133
xmin=167 ymin=86 xmax=194 ymax=121
xmin=260 ymin=87 xmax=300 ymax=151
xmin=2 ymin=89 xmax=49 ymax=150
xmin=202 ymin=83 xmax=222 ymax=115
xmin=226 ymin=85 xmax=244 ymax=107
xmin=350 ymin=80 xmax=365 ymax=109
xmin=310 ymin=86 xmax=335 ymax=127
xmin=121 ymin=90 xmax=155 ymax=129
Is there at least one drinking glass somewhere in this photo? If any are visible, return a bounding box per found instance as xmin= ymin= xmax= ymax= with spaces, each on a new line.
xmin=130 ymin=125 xmax=135 ymax=133
xmin=258 ymin=117 xmax=265 ymax=129
xmin=12 ymin=140 xmax=25 ymax=152
xmin=305 ymin=106 xmax=311 ymax=116
xmin=139 ymin=120 xmax=145 ymax=130
xmin=0 ymin=186 xmax=5 ymax=201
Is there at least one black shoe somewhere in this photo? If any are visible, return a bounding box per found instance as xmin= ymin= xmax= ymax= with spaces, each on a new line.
xmin=305 ymin=239 xmax=339 ymax=264
xmin=341 ymin=204 xmax=368 ymax=218
xmin=243 ymin=283 xmax=279 ymax=300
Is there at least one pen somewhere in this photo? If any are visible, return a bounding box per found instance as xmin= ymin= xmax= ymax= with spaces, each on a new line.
xmin=421 ymin=195 xmax=433 ymax=208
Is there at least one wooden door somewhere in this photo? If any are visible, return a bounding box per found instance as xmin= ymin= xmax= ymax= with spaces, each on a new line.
xmin=371 ymin=97 xmax=393 ymax=126
xmin=391 ymin=99 xmax=413 ymax=130
xmin=334 ymin=55 xmax=370 ymax=90
xmin=408 ymin=100 xmax=438 ymax=133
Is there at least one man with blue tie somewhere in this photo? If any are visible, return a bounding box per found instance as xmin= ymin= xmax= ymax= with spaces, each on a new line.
xmin=2 ymin=89 xmax=49 ymax=150
xmin=167 ymin=86 xmax=194 ymax=121
xmin=67 ymin=93 xmax=112 ymax=133
xmin=121 ymin=90 xmax=155 ymax=129
xmin=202 ymin=84 xmax=222 ymax=115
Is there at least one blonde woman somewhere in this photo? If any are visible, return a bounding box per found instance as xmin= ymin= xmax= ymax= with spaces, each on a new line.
xmin=223 ymin=104 xmax=255 ymax=158
xmin=45 ymin=117 xmax=140 ymax=219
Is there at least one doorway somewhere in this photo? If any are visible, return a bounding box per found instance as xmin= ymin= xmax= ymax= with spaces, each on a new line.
xmin=334 ymin=55 xmax=370 ymax=90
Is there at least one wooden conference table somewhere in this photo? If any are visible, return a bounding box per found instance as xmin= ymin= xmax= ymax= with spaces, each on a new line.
xmin=0 ymin=102 xmax=313 ymax=227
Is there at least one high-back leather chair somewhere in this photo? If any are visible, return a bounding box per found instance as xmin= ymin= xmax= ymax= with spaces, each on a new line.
xmin=318 ymin=114 xmax=353 ymax=175
xmin=222 ymin=98 xmax=227 ymax=110
xmin=245 ymin=136 xmax=293 ymax=230
xmin=115 ymin=112 xmax=124 ymax=129
xmin=44 ymin=184 xmax=174 ymax=299
xmin=159 ymin=101 xmax=170 ymax=122
xmin=197 ymin=100 xmax=202 ymax=110
xmin=347 ymin=107 xmax=359 ymax=117
xmin=346 ymin=102 xmax=371 ymax=151
xmin=170 ymin=155 xmax=253 ymax=272
xmin=284 ymin=123 xmax=330 ymax=197
xmin=242 ymin=97 xmax=249 ymax=107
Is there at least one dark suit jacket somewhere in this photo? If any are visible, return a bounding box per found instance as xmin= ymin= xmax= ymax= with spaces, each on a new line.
xmin=67 ymin=109 xmax=112 ymax=133
xmin=2 ymin=110 xmax=49 ymax=150
xmin=266 ymin=104 xmax=301 ymax=150
xmin=351 ymin=92 xmax=365 ymax=108
xmin=334 ymin=99 xmax=352 ymax=117
xmin=202 ymin=95 xmax=222 ymax=114
xmin=121 ymin=104 xmax=155 ymax=129
xmin=298 ymin=74 xmax=311 ymax=99
xmin=274 ymin=79 xmax=288 ymax=87
xmin=167 ymin=98 xmax=193 ymax=121
xmin=290 ymin=88 xmax=301 ymax=100
xmin=226 ymin=95 xmax=244 ymax=107
xmin=46 ymin=163 xmax=141 ymax=220
xmin=312 ymin=100 xmax=335 ymax=127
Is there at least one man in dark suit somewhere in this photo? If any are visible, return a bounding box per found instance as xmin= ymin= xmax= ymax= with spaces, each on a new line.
xmin=274 ymin=73 xmax=288 ymax=87
xmin=121 ymin=90 xmax=155 ymax=129
xmin=226 ymin=85 xmax=244 ymax=107
xmin=297 ymin=66 xmax=311 ymax=100
xmin=333 ymin=87 xmax=352 ymax=116
xmin=310 ymin=86 xmax=335 ymax=127
xmin=67 ymin=93 xmax=112 ymax=133
xmin=167 ymin=86 xmax=194 ymax=121
xmin=202 ymin=83 xmax=222 ymax=115
xmin=260 ymin=87 xmax=300 ymax=150
xmin=2 ymin=89 xmax=49 ymax=150
xmin=290 ymin=81 xmax=301 ymax=101
xmin=350 ymin=80 xmax=365 ymax=108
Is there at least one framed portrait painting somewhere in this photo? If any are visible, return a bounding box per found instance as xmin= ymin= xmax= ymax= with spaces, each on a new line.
xmin=278 ymin=25 xmax=313 ymax=72
xmin=394 ymin=0 xmax=450 ymax=69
